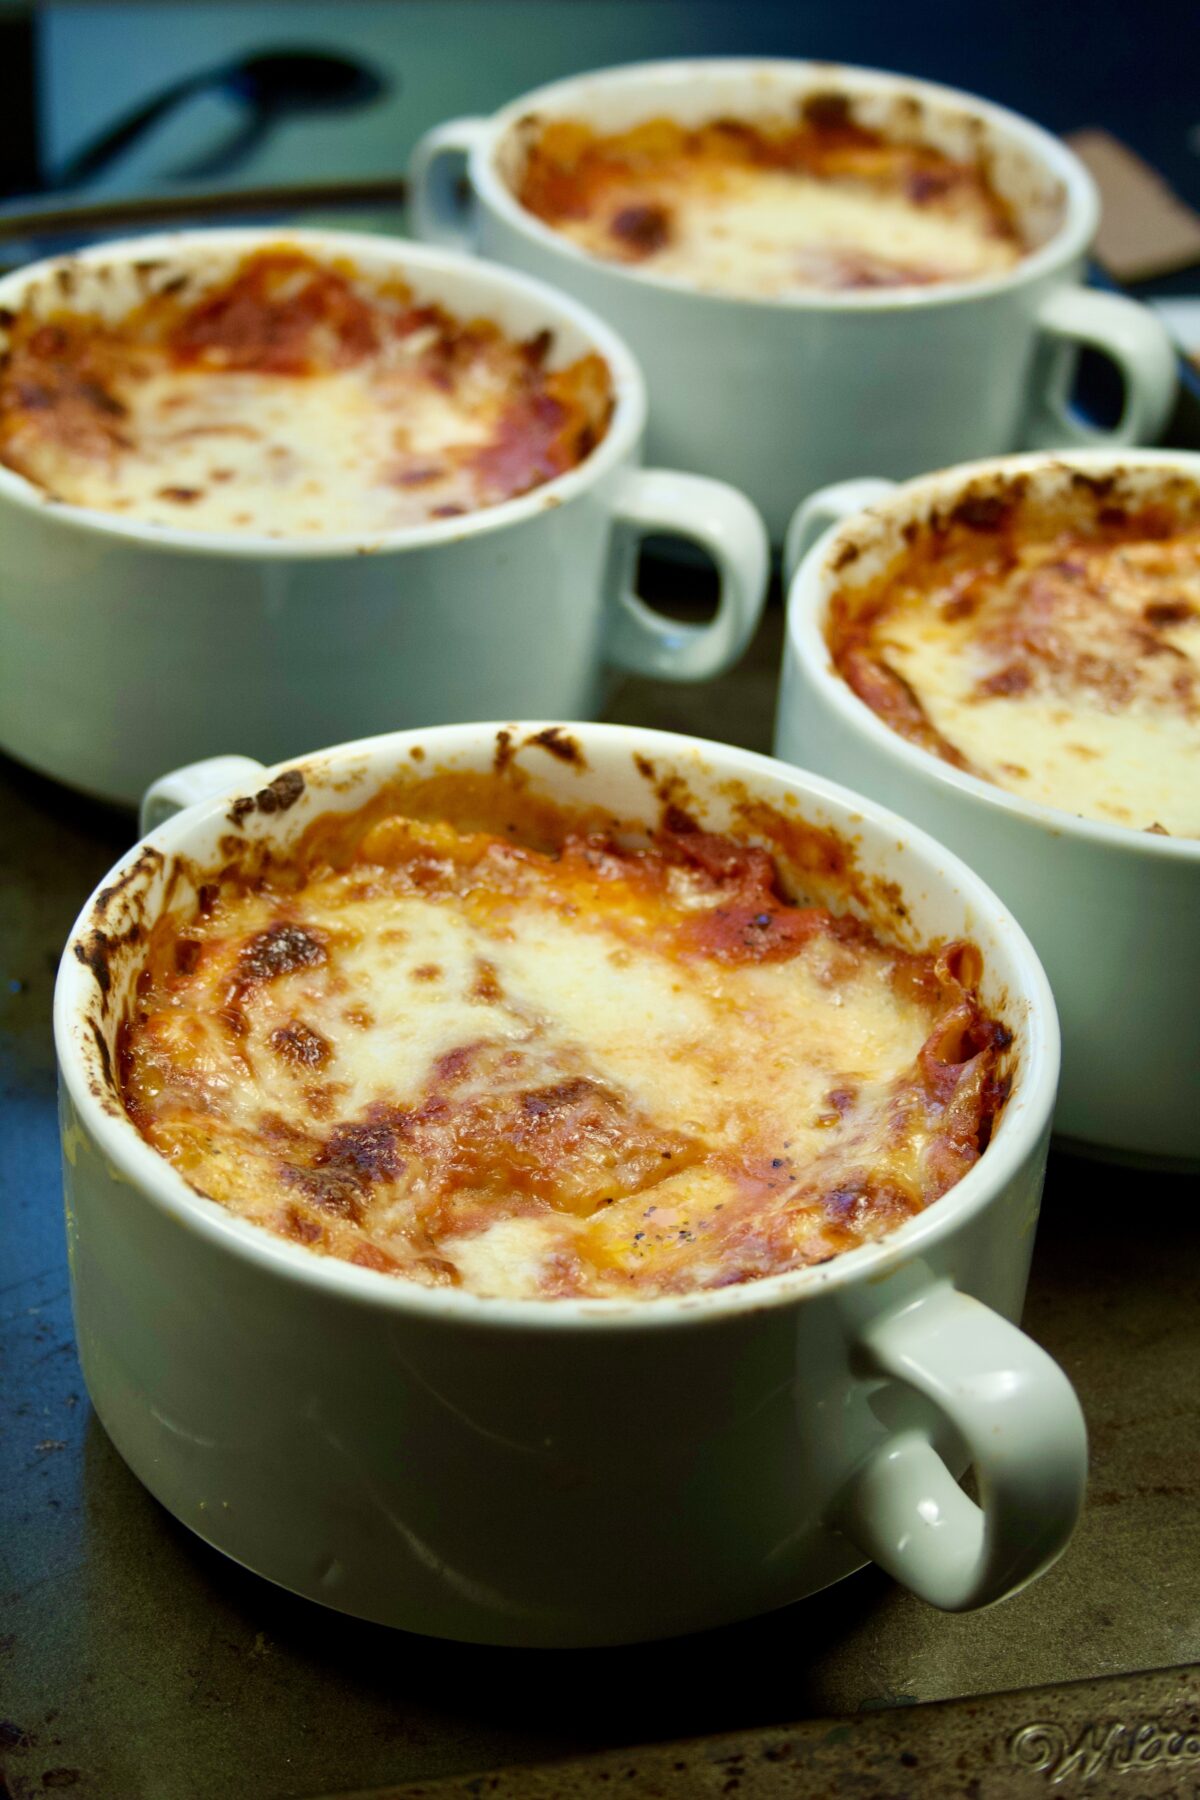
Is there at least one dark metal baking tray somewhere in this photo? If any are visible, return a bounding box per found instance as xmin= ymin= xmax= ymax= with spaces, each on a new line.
xmin=3 ymin=595 xmax=1198 ymax=1800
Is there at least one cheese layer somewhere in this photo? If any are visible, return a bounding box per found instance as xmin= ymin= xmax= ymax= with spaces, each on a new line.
xmin=514 ymin=107 xmax=1024 ymax=297
xmin=119 ymin=806 xmax=1010 ymax=1299
xmin=829 ymin=507 xmax=1200 ymax=836
xmin=0 ymin=248 xmax=612 ymax=535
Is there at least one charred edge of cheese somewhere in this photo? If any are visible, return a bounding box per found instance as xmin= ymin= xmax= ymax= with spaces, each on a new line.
xmin=512 ymin=99 xmax=1027 ymax=297
xmin=0 ymin=247 xmax=614 ymax=536
xmin=118 ymin=797 xmax=1012 ymax=1301
xmin=826 ymin=487 xmax=1200 ymax=837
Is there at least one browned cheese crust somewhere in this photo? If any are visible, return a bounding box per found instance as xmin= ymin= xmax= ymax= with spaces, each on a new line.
xmin=118 ymin=778 xmax=1012 ymax=1298
xmin=513 ymin=95 xmax=1025 ymax=293
xmin=0 ymin=247 xmax=613 ymax=533
xmin=826 ymin=478 xmax=1200 ymax=835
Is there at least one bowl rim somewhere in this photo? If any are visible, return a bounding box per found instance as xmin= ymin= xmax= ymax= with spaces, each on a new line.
xmin=0 ymin=226 xmax=648 ymax=560
xmin=54 ymin=719 xmax=1060 ymax=1333
xmin=461 ymin=55 xmax=1098 ymax=315
xmin=785 ymin=447 xmax=1200 ymax=862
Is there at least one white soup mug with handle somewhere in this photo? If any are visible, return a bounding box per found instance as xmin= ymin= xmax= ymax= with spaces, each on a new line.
xmin=411 ymin=58 xmax=1178 ymax=542
xmin=56 ymin=719 xmax=1084 ymax=1645
xmin=0 ymin=228 xmax=768 ymax=807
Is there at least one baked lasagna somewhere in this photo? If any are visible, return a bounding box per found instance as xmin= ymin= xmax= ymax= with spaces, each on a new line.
xmin=510 ymin=96 xmax=1028 ymax=296
xmin=0 ymin=246 xmax=613 ymax=535
xmin=826 ymin=476 xmax=1200 ymax=836
xmin=118 ymin=773 xmax=1011 ymax=1298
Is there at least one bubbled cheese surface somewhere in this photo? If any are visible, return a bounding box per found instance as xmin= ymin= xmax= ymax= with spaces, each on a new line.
xmin=120 ymin=803 xmax=1009 ymax=1298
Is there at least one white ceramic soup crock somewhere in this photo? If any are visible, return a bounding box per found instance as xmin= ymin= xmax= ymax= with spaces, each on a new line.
xmin=409 ymin=59 xmax=1177 ymax=543
xmin=55 ymin=719 xmax=1083 ymax=1647
xmin=777 ymin=450 xmax=1200 ymax=1168
xmin=0 ymin=228 xmax=768 ymax=808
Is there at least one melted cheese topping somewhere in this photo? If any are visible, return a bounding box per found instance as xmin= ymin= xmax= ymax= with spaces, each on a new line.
xmin=0 ymin=248 xmax=613 ymax=536
xmin=513 ymin=107 xmax=1024 ymax=297
xmin=829 ymin=510 xmax=1200 ymax=837
xmin=119 ymin=805 xmax=1010 ymax=1299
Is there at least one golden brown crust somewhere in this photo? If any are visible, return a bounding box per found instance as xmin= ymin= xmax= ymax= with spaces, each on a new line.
xmin=826 ymin=485 xmax=1200 ymax=832
xmin=118 ymin=786 xmax=1011 ymax=1298
xmin=514 ymin=99 xmax=1024 ymax=291
xmin=0 ymin=248 xmax=613 ymax=530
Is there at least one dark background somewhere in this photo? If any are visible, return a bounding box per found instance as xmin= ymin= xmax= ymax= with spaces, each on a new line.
xmin=1 ymin=1 xmax=1198 ymax=211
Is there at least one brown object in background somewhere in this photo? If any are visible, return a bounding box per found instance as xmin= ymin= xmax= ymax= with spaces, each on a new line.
xmin=1066 ymin=127 xmax=1200 ymax=280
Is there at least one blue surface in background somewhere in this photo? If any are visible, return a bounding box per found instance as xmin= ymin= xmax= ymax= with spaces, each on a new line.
xmin=35 ymin=1 xmax=1200 ymax=203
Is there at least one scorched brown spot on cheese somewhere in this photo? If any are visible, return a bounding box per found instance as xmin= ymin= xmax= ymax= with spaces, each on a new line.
xmin=512 ymin=101 xmax=1028 ymax=298
xmin=827 ymin=479 xmax=1200 ymax=835
xmin=270 ymin=1019 xmax=332 ymax=1070
xmin=0 ymin=247 xmax=614 ymax=535
xmin=236 ymin=921 xmax=328 ymax=987
xmin=119 ymin=781 xmax=1011 ymax=1299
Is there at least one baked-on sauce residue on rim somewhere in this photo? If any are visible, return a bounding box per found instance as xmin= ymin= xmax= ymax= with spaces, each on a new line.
xmin=116 ymin=774 xmax=1012 ymax=1299
xmin=825 ymin=477 xmax=1200 ymax=838
xmin=0 ymin=246 xmax=614 ymax=536
xmin=512 ymin=93 xmax=1028 ymax=297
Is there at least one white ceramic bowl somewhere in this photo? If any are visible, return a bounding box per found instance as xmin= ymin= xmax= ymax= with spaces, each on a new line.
xmin=777 ymin=450 xmax=1200 ymax=1167
xmin=0 ymin=228 xmax=768 ymax=806
xmin=55 ymin=720 xmax=1084 ymax=1647
xmin=410 ymin=58 xmax=1177 ymax=541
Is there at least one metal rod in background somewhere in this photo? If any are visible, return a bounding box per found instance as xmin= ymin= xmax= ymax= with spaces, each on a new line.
xmin=0 ymin=175 xmax=409 ymax=244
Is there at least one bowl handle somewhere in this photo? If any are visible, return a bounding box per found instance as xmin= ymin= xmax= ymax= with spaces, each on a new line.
xmin=409 ymin=117 xmax=489 ymax=252
xmin=602 ymin=467 xmax=769 ymax=681
xmin=140 ymin=755 xmax=267 ymax=838
xmin=1024 ymin=285 xmax=1178 ymax=449
xmin=829 ymin=1280 xmax=1087 ymax=1611
xmin=783 ymin=478 xmax=897 ymax=586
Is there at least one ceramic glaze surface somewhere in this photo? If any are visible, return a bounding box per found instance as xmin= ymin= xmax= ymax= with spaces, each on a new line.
xmin=777 ymin=452 xmax=1200 ymax=1164
xmin=56 ymin=721 xmax=1084 ymax=1645
xmin=410 ymin=60 xmax=1177 ymax=541
xmin=0 ymin=232 xmax=768 ymax=807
